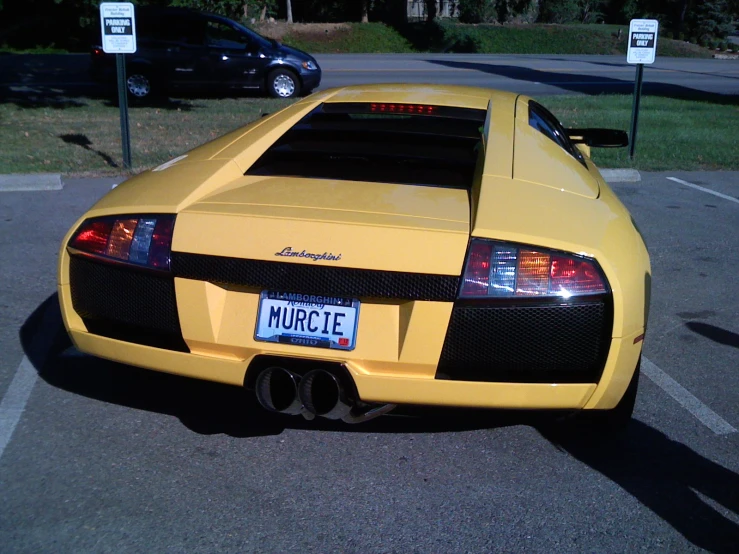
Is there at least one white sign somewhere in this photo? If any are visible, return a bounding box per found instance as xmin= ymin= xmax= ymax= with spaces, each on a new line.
xmin=627 ymin=19 xmax=658 ymax=64
xmin=100 ymin=2 xmax=136 ymax=54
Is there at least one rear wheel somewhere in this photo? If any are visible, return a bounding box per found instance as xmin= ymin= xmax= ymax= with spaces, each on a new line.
xmin=581 ymin=357 xmax=640 ymax=433
xmin=267 ymin=68 xmax=300 ymax=98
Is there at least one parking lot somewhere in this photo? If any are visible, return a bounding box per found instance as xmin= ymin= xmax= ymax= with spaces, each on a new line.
xmin=0 ymin=170 xmax=737 ymax=552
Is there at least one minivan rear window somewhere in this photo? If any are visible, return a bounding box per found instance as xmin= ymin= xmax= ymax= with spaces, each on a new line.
xmin=245 ymin=103 xmax=487 ymax=189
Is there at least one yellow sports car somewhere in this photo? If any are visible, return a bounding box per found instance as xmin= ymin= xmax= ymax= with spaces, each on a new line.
xmin=58 ymin=84 xmax=650 ymax=430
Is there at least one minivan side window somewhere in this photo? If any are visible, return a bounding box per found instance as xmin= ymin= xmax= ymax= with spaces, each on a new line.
xmin=137 ymin=14 xmax=201 ymax=45
xmin=204 ymin=20 xmax=249 ymax=49
xmin=528 ymin=101 xmax=586 ymax=167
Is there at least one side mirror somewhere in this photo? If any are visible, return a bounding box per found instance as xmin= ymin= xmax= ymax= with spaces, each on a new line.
xmin=567 ymin=128 xmax=629 ymax=148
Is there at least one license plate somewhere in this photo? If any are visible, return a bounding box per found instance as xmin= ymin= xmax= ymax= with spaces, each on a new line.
xmin=254 ymin=291 xmax=360 ymax=350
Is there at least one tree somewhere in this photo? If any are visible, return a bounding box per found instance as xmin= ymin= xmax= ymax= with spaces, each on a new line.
xmin=458 ymin=0 xmax=497 ymax=23
xmin=425 ymin=0 xmax=438 ymax=21
xmin=361 ymin=0 xmax=369 ymax=22
xmin=286 ymin=0 xmax=292 ymax=23
xmin=689 ymin=0 xmax=734 ymax=39
xmin=538 ymin=0 xmax=580 ymax=23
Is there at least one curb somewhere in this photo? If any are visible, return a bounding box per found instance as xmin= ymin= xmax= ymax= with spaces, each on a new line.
xmin=0 ymin=174 xmax=63 ymax=191
xmin=601 ymin=169 xmax=641 ymax=183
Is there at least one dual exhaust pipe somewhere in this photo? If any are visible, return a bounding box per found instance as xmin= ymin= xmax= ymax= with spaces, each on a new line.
xmin=255 ymin=366 xmax=395 ymax=424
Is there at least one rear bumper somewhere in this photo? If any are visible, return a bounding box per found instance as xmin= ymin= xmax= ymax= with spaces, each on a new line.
xmin=59 ymin=273 xmax=643 ymax=410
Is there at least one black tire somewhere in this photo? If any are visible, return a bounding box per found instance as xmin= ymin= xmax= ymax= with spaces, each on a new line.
xmin=581 ymin=357 xmax=640 ymax=433
xmin=266 ymin=68 xmax=301 ymax=99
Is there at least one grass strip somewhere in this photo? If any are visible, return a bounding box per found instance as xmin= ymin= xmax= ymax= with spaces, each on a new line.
xmin=273 ymin=22 xmax=710 ymax=58
xmin=0 ymin=97 xmax=293 ymax=176
xmin=544 ymin=95 xmax=739 ymax=171
xmin=0 ymin=94 xmax=736 ymax=176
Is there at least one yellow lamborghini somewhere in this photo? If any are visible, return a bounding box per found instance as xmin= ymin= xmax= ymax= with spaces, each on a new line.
xmin=58 ymin=84 xmax=650 ymax=429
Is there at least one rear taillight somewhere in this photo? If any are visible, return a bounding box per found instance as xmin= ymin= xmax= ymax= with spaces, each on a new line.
xmin=92 ymin=47 xmax=104 ymax=57
xmin=460 ymin=239 xmax=607 ymax=298
xmin=68 ymin=215 xmax=176 ymax=271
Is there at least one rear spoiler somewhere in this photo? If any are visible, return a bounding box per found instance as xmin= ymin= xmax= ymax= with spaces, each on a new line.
xmin=567 ymin=128 xmax=629 ymax=148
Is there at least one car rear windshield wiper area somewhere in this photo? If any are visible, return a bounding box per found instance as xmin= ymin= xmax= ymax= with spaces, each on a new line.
xmin=245 ymin=103 xmax=487 ymax=189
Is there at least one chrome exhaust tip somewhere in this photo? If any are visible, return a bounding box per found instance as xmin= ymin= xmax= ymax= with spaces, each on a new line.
xmin=254 ymin=367 xmax=303 ymax=415
xmin=298 ymin=369 xmax=353 ymax=420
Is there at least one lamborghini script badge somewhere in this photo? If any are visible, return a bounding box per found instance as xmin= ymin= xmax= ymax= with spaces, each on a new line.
xmin=275 ymin=247 xmax=342 ymax=262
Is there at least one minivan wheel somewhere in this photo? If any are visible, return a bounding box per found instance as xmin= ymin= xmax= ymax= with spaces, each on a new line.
xmin=267 ymin=69 xmax=300 ymax=98
xmin=126 ymin=72 xmax=152 ymax=99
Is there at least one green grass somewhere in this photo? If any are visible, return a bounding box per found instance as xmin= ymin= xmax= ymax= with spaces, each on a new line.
xmin=277 ymin=21 xmax=711 ymax=57
xmin=0 ymin=46 xmax=70 ymax=54
xmin=282 ymin=23 xmax=415 ymax=54
xmin=0 ymin=97 xmax=293 ymax=175
xmin=544 ymin=95 xmax=739 ymax=171
xmin=1 ymin=94 xmax=736 ymax=175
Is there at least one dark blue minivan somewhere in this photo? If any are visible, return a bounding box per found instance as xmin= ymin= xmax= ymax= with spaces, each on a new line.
xmin=91 ymin=7 xmax=321 ymax=101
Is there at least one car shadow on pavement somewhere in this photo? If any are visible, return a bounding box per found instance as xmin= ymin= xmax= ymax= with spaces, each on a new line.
xmin=538 ymin=419 xmax=739 ymax=553
xmin=21 ymin=294 xmax=529 ymax=438
xmin=426 ymin=59 xmax=739 ymax=104
xmin=21 ymin=294 xmax=739 ymax=550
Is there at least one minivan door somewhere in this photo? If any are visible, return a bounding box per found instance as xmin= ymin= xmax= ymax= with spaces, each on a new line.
xmin=202 ymin=18 xmax=266 ymax=90
xmin=152 ymin=14 xmax=210 ymax=88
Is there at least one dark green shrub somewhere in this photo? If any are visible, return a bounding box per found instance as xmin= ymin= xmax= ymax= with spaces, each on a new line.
xmin=458 ymin=0 xmax=496 ymax=23
xmin=538 ymin=0 xmax=579 ymax=24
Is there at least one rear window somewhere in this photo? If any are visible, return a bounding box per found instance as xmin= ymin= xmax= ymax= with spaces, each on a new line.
xmin=245 ymin=103 xmax=487 ymax=189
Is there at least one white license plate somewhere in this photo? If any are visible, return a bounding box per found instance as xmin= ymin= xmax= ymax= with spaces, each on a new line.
xmin=254 ymin=291 xmax=360 ymax=350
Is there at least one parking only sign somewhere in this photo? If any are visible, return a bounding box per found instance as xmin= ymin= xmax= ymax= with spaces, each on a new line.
xmin=627 ymin=19 xmax=658 ymax=64
xmin=100 ymin=2 xmax=136 ymax=54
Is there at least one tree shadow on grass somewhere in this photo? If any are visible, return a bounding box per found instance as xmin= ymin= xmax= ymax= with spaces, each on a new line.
xmin=59 ymin=133 xmax=118 ymax=168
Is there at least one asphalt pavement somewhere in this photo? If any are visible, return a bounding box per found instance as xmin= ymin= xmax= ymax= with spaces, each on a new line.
xmin=1 ymin=53 xmax=738 ymax=100
xmin=0 ymin=171 xmax=737 ymax=552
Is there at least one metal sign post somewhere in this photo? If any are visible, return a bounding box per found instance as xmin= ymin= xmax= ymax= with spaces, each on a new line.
xmin=100 ymin=2 xmax=137 ymax=170
xmin=626 ymin=19 xmax=658 ymax=161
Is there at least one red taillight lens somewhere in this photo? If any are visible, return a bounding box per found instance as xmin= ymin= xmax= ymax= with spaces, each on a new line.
xmin=459 ymin=239 xmax=607 ymax=298
xmin=69 ymin=220 xmax=113 ymax=255
xmin=68 ymin=215 xmax=175 ymax=271
xmin=370 ymin=103 xmax=436 ymax=115
xmin=550 ymin=254 xmax=606 ymax=295
xmin=460 ymin=240 xmax=493 ymax=296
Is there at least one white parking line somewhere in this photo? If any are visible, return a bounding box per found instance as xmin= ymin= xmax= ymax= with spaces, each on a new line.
xmin=0 ymin=356 xmax=39 ymax=459
xmin=667 ymin=176 xmax=739 ymax=205
xmin=0 ymin=300 xmax=62 ymax=460
xmin=642 ymin=357 xmax=737 ymax=435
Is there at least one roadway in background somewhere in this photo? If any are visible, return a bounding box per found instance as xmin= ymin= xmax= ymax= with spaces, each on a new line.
xmin=1 ymin=53 xmax=738 ymax=99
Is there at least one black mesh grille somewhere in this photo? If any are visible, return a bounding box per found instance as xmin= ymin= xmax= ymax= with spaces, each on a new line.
xmin=171 ymin=252 xmax=460 ymax=302
xmin=436 ymin=299 xmax=612 ymax=383
xmin=69 ymin=256 xmax=188 ymax=352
